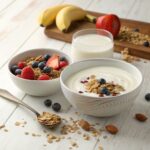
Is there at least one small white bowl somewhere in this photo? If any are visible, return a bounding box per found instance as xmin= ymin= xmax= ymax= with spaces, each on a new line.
xmin=8 ymin=48 xmax=72 ymax=96
xmin=60 ymin=58 xmax=143 ymax=117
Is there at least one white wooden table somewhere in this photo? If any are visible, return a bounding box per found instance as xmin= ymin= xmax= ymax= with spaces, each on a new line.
xmin=0 ymin=0 xmax=150 ymax=150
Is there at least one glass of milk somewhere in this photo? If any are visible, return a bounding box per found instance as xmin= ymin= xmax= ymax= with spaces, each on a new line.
xmin=71 ymin=29 xmax=114 ymax=62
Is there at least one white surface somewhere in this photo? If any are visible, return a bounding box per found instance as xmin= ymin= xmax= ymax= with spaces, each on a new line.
xmin=0 ymin=0 xmax=149 ymax=150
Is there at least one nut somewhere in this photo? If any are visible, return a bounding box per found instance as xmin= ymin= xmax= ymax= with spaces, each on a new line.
xmin=135 ymin=113 xmax=148 ymax=122
xmin=78 ymin=119 xmax=91 ymax=131
xmin=105 ymin=124 xmax=118 ymax=134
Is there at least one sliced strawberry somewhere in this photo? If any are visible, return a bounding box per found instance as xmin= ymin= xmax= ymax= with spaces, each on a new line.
xmin=21 ymin=66 xmax=35 ymax=80
xmin=46 ymin=55 xmax=60 ymax=70
xmin=38 ymin=74 xmax=50 ymax=80
xmin=59 ymin=61 xmax=68 ymax=68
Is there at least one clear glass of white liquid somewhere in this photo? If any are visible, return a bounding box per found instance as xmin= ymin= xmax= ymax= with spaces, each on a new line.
xmin=71 ymin=29 xmax=114 ymax=62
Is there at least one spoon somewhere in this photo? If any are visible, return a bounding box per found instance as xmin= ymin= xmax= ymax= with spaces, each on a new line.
xmin=0 ymin=88 xmax=61 ymax=128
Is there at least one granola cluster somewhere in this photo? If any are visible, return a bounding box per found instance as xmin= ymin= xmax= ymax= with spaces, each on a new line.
xmin=81 ymin=75 xmax=125 ymax=96
xmin=37 ymin=112 xmax=61 ymax=128
xmin=118 ymin=26 xmax=150 ymax=46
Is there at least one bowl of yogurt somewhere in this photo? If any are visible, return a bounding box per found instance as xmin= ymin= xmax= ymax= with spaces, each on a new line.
xmin=60 ymin=59 xmax=143 ymax=117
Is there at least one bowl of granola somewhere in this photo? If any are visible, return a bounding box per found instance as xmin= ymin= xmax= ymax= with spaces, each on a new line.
xmin=60 ymin=58 xmax=143 ymax=117
xmin=8 ymin=48 xmax=71 ymax=96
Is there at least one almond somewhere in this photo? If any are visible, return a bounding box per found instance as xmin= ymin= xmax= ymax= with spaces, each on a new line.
xmin=78 ymin=119 xmax=91 ymax=131
xmin=135 ymin=113 xmax=148 ymax=122
xmin=105 ymin=124 xmax=118 ymax=134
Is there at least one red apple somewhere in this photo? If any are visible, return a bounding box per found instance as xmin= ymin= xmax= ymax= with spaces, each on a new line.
xmin=96 ymin=14 xmax=121 ymax=38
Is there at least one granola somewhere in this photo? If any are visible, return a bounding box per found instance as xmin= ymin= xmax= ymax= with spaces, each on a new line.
xmin=37 ymin=112 xmax=61 ymax=128
xmin=83 ymin=75 xmax=125 ymax=96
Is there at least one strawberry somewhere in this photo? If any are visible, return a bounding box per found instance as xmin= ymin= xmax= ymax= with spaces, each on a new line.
xmin=21 ymin=66 xmax=35 ymax=80
xmin=46 ymin=55 xmax=60 ymax=70
xmin=38 ymin=74 xmax=50 ymax=80
xmin=96 ymin=14 xmax=121 ymax=38
xmin=59 ymin=61 xmax=68 ymax=68
xmin=18 ymin=61 xmax=26 ymax=69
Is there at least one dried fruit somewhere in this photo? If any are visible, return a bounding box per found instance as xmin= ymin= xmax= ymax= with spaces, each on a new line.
xmin=105 ymin=124 xmax=118 ymax=134
xmin=78 ymin=119 xmax=91 ymax=131
xmin=135 ymin=113 xmax=148 ymax=122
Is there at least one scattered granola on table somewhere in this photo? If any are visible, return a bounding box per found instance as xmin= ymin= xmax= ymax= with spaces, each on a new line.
xmin=117 ymin=26 xmax=150 ymax=47
xmin=121 ymin=48 xmax=140 ymax=62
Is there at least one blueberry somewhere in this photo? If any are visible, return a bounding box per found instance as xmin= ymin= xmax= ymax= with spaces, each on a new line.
xmin=43 ymin=66 xmax=51 ymax=73
xmin=38 ymin=62 xmax=45 ymax=70
xmin=44 ymin=99 xmax=52 ymax=107
xmin=145 ymin=93 xmax=150 ymax=101
xmin=143 ymin=41 xmax=149 ymax=47
xmin=11 ymin=65 xmax=19 ymax=74
xmin=52 ymin=103 xmax=61 ymax=112
xmin=60 ymin=57 xmax=66 ymax=61
xmin=98 ymin=78 xmax=106 ymax=84
xmin=32 ymin=61 xmax=39 ymax=68
xmin=133 ymin=28 xmax=139 ymax=32
xmin=15 ymin=69 xmax=22 ymax=75
xmin=100 ymin=87 xmax=110 ymax=95
xmin=44 ymin=54 xmax=50 ymax=61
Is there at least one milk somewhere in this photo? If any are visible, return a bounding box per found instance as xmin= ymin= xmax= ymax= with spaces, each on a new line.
xmin=71 ymin=34 xmax=114 ymax=62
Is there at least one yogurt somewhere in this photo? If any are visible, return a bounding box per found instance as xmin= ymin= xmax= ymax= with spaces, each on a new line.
xmin=66 ymin=66 xmax=138 ymax=97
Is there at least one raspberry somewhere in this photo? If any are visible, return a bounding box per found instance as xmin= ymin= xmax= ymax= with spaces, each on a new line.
xmin=18 ymin=61 xmax=26 ymax=69
xmin=38 ymin=74 xmax=50 ymax=80
xmin=21 ymin=66 xmax=35 ymax=80
xmin=59 ymin=61 xmax=68 ymax=68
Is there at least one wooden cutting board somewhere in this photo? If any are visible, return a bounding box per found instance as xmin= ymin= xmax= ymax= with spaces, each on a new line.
xmin=44 ymin=11 xmax=150 ymax=60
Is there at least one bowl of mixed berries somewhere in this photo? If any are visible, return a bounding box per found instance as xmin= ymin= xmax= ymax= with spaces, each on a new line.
xmin=8 ymin=48 xmax=71 ymax=96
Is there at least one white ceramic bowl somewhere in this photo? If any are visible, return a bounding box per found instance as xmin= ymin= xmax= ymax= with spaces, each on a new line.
xmin=60 ymin=59 xmax=143 ymax=117
xmin=8 ymin=48 xmax=71 ymax=96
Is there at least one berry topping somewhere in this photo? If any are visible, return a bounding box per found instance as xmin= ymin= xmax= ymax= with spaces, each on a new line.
xmin=98 ymin=78 xmax=106 ymax=84
xmin=38 ymin=62 xmax=45 ymax=70
xmin=145 ymin=93 xmax=150 ymax=101
xmin=143 ymin=41 xmax=149 ymax=47
xmin=101 ymin=87 xmax=110 ymax=95
xmin=21 ymin=66 xmax=35 ymax=80
xmin=52 ymin=103 xmax=61 ymax=112
xmin=44 ymin=99 xmax=52 ymax=107
xmin=60 ymin=56 xmax=66 ymax=61
xmin=59 ymin=61 xmax=68 ymax=68
xmin=32 ymin=61 xmax=39 ymax=68
xmin=15 ymin=69 xmax=22 ymax=75
xmin=38 ymin=74 xmax=50 ymax=80
xmin=46 ymin=55 xmax=60 ymax=70
xmin=43 ymin=66 xmax=52 ymax=73
xmin=43 ymin=54 xmax=51 ymax=61
xmin=11 ymin=65 xmax=19 ymax=74
xmin=18 ymin=61 xmax=26 ymax=69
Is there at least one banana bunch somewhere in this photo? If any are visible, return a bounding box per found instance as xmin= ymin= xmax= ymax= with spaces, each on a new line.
xmin=38 ymin=4 xmax=96 ymax=32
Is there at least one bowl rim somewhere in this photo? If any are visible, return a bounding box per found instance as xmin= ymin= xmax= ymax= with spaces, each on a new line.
xmin=8 ymin=48 xmax=72 ymax=82
xmin=60 ymin=58 xmax=143 ymax=100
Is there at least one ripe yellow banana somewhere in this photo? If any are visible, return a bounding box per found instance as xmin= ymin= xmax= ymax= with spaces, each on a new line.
xmin=56 ymin=6 xmax=86 ymax=32
xmin=38 ymin=4 xmax=71 ymax=27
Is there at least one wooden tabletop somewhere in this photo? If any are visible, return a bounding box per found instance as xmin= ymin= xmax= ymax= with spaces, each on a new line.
xmin=0 ymin=0 xmax=150 ymax=150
